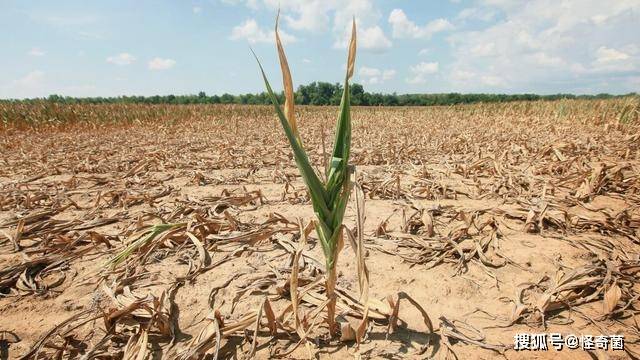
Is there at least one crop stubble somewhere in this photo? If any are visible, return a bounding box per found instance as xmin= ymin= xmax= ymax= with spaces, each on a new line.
xmin=0 ymin=99 xmax=639 ymax=359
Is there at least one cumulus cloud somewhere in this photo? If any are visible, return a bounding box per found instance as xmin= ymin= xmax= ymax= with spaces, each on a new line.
xmin=106 ymin=53 xmax=136 ymax=66
xmin=595 ymin=46 xmax=630 ymax=63
xmin=230 ymin=18 xmax=296 ymax=45
xmin=407 ymin=62 xmax=439 ymax=84
xmin=358 ymin=66 xmax=396 ymax=84
xmin=229 ymin=0 xmax=392 ymax=52
xmin=334 ymin=25 xmax=392 ymax=52
xmin=388 ymin=9 xmax=453 ymax=39
xmin=447 ymin=0 xmax=640 ymax=93
xmin=192 ymin=6 xmax=202 ymax=14
xmin=330 ymin=0 xmax=393 ymax=52
xmin=469 ymin=42 xmax=495 ymax=57
xmin=274 ymin=0 xmax=333 ymax=32
xmin=360 ymin=26 xmax=392 ymax=51
xmin=148 ymin=58 xmax=176 ymax=70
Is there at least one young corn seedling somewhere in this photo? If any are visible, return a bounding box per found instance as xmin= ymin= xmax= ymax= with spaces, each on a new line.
xmin=253 ymin=17 xmax=356 ymax=336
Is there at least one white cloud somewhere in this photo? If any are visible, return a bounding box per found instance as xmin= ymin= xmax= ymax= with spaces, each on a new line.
xmin=303 ymin=58 xmax=311 ymax=63
xmin=388 ymin=9 xmax=453 ymax=39
xmin=192 ymin=6 xmax=202 ymax=14
xmin=335 ymin=25 xmax=392 ymax=52
xmin=447 ymin=0 xmax=640 ymax=93
xmin=231 ymin=0 xmax=388 ymax=52
xmin=148 ymin=57 xmax=176 ymax=70
xmin=595 ymin=46 xmax=630 ymax=63
xmin=277 ymin=0 xmax=333 ymax=32
xmin=358 ymin=66 xmax=396 ymax=84
xmin=264 ymin=0 xmax=370 ymax=35
xmin=28 ymin=48 xmax=45 ymax=57
xmin=457 ymin=7 xmax=496 ymax=22
xmin=230 ymin=18 xmax=296 ymax=45
xmin=418 ymin=48 xmax=429 ymax=56
xmin=469 ymin=42 xmax=495 ymax=57
xmin=106 ymin=53 xmax=136 ymax=66
xmin=360 ymin=26 xmax=392 ymax=51
xmin=407 ymin=62 xmax=439 ymax=84
xmin=530 ymin=52 xmax=565 ymax=67
xmin=451 ymin=70 xmax=475 ymax=81
xmin=587 ymin=46 xmax=636 ymax=74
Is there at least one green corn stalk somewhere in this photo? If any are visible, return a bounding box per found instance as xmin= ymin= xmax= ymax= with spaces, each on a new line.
xmin=253 ymin=16 xmax=356 ymax=336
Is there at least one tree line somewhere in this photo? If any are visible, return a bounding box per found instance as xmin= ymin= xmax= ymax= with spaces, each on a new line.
xmin=4 ymin=82 xmax=636 ymax=106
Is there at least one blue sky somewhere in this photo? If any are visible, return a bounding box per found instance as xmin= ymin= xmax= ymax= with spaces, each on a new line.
xmin=1 ymin=0 xmax=639 ymax=98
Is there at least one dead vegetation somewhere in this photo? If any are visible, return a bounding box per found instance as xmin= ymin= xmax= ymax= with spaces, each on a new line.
xmin=0 ymin=98 xmax=639 ymax=359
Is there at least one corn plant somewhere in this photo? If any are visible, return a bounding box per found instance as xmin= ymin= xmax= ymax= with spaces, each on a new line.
xmin=253 ymin=17 xmax=356 ymax=335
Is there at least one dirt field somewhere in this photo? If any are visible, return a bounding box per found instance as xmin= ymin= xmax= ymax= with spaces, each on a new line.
xmin=1 ymin=100 xmax=639 ymax=359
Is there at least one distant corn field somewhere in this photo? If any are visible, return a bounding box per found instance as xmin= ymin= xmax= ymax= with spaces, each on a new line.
xmin=1 ymin=97 xmax=638 ymax=129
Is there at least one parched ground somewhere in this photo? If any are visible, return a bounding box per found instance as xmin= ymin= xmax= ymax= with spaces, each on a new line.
xmin=0 ymin=101 xmax=639 ymax=359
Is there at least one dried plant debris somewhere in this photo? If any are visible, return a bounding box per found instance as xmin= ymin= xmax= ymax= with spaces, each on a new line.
xmin=1 ymin=98 xmax=639 ymax=358
xmin=507 ymin=259 xmax=640 ymax=327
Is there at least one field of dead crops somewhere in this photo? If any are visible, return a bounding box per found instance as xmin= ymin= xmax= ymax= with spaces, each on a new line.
xmin=1 ymin=99 xmax=639 ymax=359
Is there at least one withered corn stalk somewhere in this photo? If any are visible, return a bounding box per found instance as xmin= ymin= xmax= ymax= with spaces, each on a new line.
xmin=253 ymin=16 xmax=357 ymax=336
xmin=105 ymin=222 xmax=186 ymax=268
